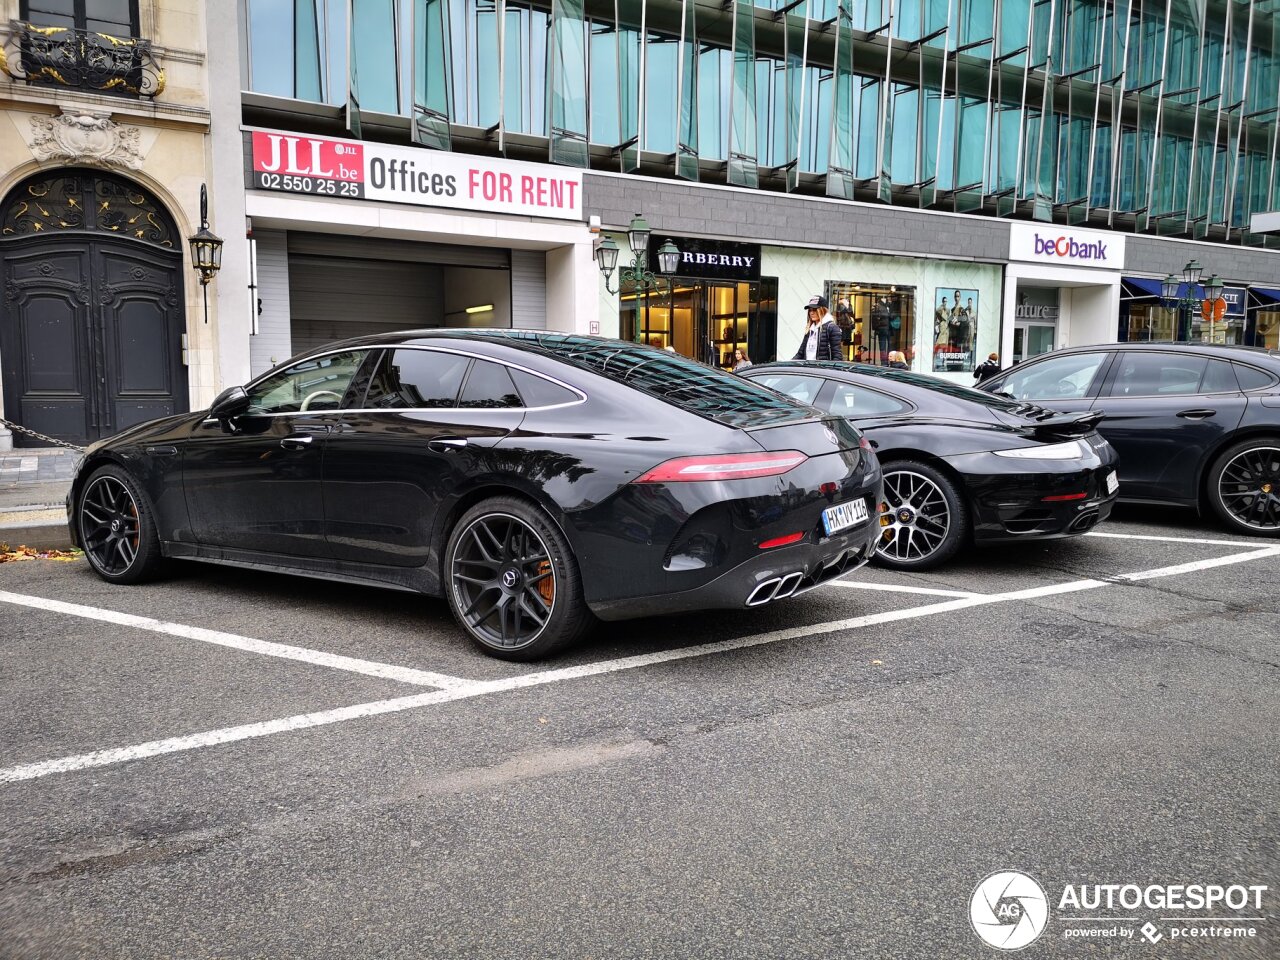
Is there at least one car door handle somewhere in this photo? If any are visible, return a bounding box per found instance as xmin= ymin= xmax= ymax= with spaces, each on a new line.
xmin=280 ymin=434 xmax=316 ymax=449
xmin=428 ymin=437 xmax=469 ymax=452
xmin=1176 ymin=408 xmax=1216 ymax=420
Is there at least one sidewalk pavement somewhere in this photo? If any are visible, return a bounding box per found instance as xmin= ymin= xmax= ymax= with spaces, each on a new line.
xmin=0 ymin=448 xmax=78 ymax=550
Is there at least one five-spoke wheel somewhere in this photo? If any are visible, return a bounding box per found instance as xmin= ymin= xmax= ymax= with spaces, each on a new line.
xmin=872 ymin=461 xmax=968 ymax=570
xmin=77 ymin=464 xmax=165 ymax=583
xmin=445 ymin=497 xmax=594 ymax=660
xmin=1208 ymin=440 xmax=1280 ymax=536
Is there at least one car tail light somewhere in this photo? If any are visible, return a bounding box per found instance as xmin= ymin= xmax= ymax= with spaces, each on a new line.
xmin=634 ymin=450 xmax=808 ymax=483
xmin=758 ymin=532 xmax=805 ymax=549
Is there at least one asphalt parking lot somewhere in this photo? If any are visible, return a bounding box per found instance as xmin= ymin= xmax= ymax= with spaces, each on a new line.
xmin=1 ymin=505 xmax=1276 ymax=959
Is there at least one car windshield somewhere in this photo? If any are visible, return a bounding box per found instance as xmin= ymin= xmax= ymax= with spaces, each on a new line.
xmin=470 ymin=333 xmax=818 ymax=427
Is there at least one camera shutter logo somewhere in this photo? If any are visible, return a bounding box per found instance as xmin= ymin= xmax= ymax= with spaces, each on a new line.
xmin=970 ymin=871 xmax=1050 ymax=950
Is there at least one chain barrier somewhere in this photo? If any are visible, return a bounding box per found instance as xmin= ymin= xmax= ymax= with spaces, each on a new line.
xmin=0 ymin=418 xmax=85 ymax=453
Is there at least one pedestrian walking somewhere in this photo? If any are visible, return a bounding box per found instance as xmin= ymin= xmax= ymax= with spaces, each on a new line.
xmin=793 ymin=295 xmax=842 ymax=361
xmin=974 ymin=352 xmax=1002 ymax=382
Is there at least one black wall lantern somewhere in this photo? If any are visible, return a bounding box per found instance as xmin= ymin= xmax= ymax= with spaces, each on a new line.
xmin=187 ymin=184 xmax=224 ymax=322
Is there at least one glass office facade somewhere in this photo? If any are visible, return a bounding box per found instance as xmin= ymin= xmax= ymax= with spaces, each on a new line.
xmin=242 ymin=0 xmax=1280 ymax=246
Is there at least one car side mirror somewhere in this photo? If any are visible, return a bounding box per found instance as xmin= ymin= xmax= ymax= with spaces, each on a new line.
xmin=210 ymin=386 xmax=250 ymax=421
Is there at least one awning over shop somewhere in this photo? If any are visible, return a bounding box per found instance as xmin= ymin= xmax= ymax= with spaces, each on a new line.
xmin=1247 ymin=287 xmax=1280 ymax=311
xmin=1121 ymin=276 xmax=1164 ymax=300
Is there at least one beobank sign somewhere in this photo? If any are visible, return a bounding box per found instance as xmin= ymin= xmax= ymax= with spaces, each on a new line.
xmin=1009 ymin=222 xmax=1125 ymax=270
xmin=249 ymin=129 xmax=582 ymax=222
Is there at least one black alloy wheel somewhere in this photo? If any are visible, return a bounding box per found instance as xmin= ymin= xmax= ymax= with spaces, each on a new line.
xmin=1208 ymin=440 xmax=1280 ymax=536
xmin=872 ymin=460 xmax=968 ymax=570
xmin=78 ymin=465 xmax=165 ymax=583
xmin=445 ymin=496 xmax=594 ymax=660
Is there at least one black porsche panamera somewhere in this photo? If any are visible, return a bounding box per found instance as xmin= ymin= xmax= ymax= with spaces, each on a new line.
xmin=69 ymin=332 xmax=883 ymax=660
xmin=740 ymin=362 xmax=1120 ymax=570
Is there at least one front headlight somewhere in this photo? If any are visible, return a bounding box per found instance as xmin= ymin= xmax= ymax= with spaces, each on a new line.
xmin=991 ymin=439 xmax=1087 ymax=460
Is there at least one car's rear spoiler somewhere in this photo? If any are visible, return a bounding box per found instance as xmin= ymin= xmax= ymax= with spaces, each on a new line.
xmin=1007 ymin=403 xmax=1104 ymax=440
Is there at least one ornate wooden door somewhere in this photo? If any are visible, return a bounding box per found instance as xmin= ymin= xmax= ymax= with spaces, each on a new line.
xmin=0 ymin=169 xmax=188 ymax=446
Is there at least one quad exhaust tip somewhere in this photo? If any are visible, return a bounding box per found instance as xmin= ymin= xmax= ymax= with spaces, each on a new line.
xmin=745 ymin=571 xmax=804 ymax=607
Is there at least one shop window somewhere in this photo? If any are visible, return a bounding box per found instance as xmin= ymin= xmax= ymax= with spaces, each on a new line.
xmin=825 ymin=283 xmax=916 ymax=367
xmin=622 ymin=279 xmax=770 ymax=370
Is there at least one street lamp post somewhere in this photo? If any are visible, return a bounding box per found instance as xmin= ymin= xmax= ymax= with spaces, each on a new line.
xmin=1160 ymin=259 xmax=1226 ymax=343
xmin=595 ymin=213 xmax=680 ymax=300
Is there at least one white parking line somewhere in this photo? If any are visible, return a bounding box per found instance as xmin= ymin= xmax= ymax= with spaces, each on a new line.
xmin=830 ymin=581 xmax=985 ymax=599
xmin=5 ymin=543 xmax=1277 ymax=785
xmin=0 ymin=590 xmax=467 ymax=691
xmin=1086 ymin=531 xmax=1262 ymax=548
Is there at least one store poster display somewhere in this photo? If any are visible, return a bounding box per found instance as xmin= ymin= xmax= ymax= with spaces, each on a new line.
xmin=933 ymin=287 xmax=978 ymax=373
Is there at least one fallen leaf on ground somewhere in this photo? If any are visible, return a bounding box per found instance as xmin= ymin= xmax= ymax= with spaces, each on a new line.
xmin=0 ymin=544 xmax=82 ymax=563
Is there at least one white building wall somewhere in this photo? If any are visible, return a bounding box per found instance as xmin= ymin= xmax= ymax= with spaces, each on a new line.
xmin=248 ymin=229 xmax=292 ymax=377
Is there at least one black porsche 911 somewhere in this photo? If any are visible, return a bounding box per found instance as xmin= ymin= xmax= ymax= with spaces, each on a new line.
xmin=68 ymin=332 xmax=883 ymax=660
xmin=740 ymin=362 xmax=1119 ymax=570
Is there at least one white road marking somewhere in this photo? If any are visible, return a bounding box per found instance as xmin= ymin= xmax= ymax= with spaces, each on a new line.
xmin=831 ymin=581 xmax=985 ymax=599
xmin=0 ymin=590 xmax=467 ymax=691
xmin=1086 ymin=530 xmax=1262 ymax=548
xmin=4 ymin=544 xmax=1278 ymax=784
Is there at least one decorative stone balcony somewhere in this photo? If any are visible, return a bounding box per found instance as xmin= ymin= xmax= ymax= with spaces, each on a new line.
xmin=1 ymin=21 xmax=164 ymax=99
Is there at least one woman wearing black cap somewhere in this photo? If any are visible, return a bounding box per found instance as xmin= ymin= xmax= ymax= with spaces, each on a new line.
xmin=793 ymin=295 xmax=843 ymax=361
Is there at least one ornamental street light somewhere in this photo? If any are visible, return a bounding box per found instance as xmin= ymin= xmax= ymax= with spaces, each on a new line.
xmin=595 ymin=213 xmax=680 ymax=297
xmin=1160 ymin=260 xmax=1226 ymax=343
xmin=187 ymin=184 xmax=224 ymax=324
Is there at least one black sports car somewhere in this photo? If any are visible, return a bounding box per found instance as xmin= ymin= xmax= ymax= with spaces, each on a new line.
xmin=68 ymin=332 xmax=882 ymax=660
xmin=740 ymin=362 xmax=1119 ymax=569
xmin=980 ymin=343 xmax=1280 ymax=536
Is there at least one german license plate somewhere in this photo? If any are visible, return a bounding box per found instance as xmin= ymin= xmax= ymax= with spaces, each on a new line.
xmin=822 ymin=498 xmax=869 ymax=536
xmin=1105 ymin=471 xmax=1118 ymax=495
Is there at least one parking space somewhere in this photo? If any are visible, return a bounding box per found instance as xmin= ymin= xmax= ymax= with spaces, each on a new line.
xmin=1 ymin=507 xmax=1276 ymax=958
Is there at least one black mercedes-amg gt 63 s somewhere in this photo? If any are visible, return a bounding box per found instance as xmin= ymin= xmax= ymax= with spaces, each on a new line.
xmin=68 ymin=332 xmax=883 ymax=660
xmin=741 ymin=362 xmax=1119 ymax=570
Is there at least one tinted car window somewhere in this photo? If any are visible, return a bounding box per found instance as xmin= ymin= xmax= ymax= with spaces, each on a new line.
xmin=479 ymin=333 xmax=814 ymax=427
xmin=754 ymin=374 xmax=824 ymax=406
xmin=364 ymin=349 xmax=469 ymax=409
xmin=827 ymin=381 xmax=910 ymax=417
xmin=246 ymin=350 xmax=365 ymax=414
xmin=1201 ymin=359 xmax=1239 ymax=393
xmin=1234 ymin=363 xmax=1276 ymax=391
xmin=459 ymin=360 xmax=522 ymax=409
xmin=509 ymin=368 xmax=580 ymax=407
xmin=1105 ymin=353 xmax=1213 ymax=397
xmin=996 ymin=352 xmax=1109 ymax=401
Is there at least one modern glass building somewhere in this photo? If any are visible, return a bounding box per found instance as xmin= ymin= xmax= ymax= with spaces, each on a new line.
xmin=234 ymin=0 xmax=1280 ymax=379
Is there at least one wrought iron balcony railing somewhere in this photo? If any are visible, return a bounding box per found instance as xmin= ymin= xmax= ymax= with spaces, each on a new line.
xmin=0 ymin=21 xmax=164 ymax=98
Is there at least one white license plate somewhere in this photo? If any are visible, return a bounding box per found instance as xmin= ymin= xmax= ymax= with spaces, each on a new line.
xmin=822 ymin=498 xmax=869 ymax=536
xmin=1105 ymin=470 xmax=1118 ymax=495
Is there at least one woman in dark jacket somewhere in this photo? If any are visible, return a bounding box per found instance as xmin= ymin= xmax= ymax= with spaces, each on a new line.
xmin=793 ymin=296 xmax=844 ymax=361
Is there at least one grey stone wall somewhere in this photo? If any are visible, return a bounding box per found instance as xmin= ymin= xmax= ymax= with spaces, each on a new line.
xmin=583 ymin=171 xmax=1280 ymax=284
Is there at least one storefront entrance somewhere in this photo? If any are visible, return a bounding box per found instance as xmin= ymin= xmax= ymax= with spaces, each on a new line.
xmin=622 ymin=236 xmax=776 ymax=369
xmin=623 ymin=279 xmax=778 ymax=369
xmin=1013 ymin=322 xmax=1057 ymax=364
